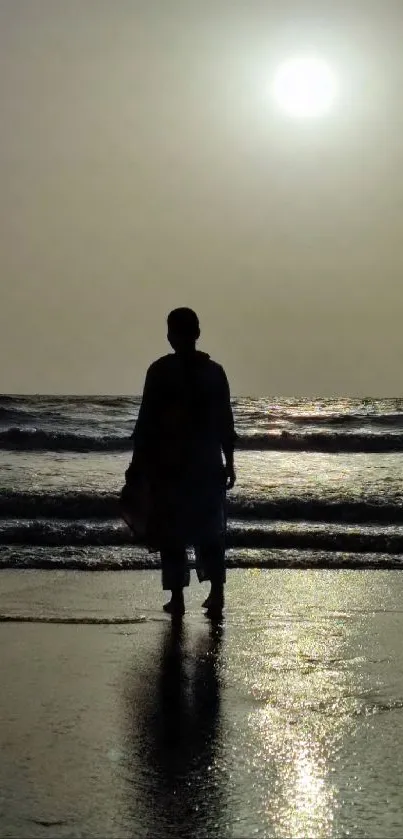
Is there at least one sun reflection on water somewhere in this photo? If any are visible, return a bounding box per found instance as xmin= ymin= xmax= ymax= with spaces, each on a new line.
xmin=227 ymin=570 xmax=377 ymax=838
xmin=248 ymin=699 xmax=339 ymax=838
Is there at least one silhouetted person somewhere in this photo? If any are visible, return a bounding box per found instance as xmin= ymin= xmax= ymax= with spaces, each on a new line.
xmin=129 ymin=308 xmax=236 ymax=617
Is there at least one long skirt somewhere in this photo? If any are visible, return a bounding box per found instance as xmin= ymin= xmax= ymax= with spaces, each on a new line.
xmin=147 ymin=463 xmax=226 ymax=549
xmin=121 ymin=457 xmax=227 ymax=588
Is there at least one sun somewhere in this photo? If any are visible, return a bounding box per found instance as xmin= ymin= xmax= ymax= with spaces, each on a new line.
xmin=273 ymin=56 xmax=338 ymax=119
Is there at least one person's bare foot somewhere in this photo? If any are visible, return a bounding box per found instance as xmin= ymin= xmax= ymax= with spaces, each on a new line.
xmin=163 ymin=593 xmax=185 ymax=616
xmin=206 ymin=602 xmax=224 ymax=621
xmin=205 ymin=589 xmax=224 ymax=620
xmin=202 ymin=586 xmax=224 ymax=609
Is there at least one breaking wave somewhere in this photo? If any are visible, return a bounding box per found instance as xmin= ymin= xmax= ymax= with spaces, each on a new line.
xmin=1 ymin=490 xmax=403 ymax=524
xmin=1 ymin=520 xmax=403 ymax=553
xmin=2 ymin=427 xmax=403 ymax=453
xmin=0 ymin=545 xmax=402 ymax=571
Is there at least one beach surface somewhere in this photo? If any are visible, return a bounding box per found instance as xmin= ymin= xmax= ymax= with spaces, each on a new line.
xmin=1 ymin=568 xmax=403 ymax=838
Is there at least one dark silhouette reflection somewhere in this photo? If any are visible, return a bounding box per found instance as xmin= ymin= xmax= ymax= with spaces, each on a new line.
xmin=124 ymin=621 xmax=227 ymax=838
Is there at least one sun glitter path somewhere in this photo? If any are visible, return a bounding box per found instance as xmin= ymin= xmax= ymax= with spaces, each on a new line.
xmin=1 ymin=568 xmax=403 ymax=838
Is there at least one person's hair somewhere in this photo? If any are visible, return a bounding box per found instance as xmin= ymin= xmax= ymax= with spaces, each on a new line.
xmin=167 ymin=307 xmax=200 ymax=339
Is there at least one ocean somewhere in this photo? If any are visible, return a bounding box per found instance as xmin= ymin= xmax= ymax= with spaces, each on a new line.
xmin=1 ymin=394 xmax=403 ymax=571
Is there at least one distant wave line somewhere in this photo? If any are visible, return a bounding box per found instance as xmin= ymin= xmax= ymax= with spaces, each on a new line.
xmin=2 ymin=427 xmax=403 ymax=453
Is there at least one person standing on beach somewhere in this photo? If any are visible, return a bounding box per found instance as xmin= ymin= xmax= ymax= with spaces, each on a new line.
xmin=127 ymin=308 xmax=236 ymax=618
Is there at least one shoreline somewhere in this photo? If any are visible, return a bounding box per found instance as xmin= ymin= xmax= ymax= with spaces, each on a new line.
xmin=1 ymin=550 xmax=403 ymax=572
xmin=2 ymin=568 xmax=403 ymax=837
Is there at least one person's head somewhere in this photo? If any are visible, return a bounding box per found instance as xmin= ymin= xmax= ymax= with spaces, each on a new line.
xmin=167 ymin=307 xmax=200 ymax=354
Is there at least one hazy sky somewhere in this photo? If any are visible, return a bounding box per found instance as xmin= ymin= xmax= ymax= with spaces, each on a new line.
xmin=1 ymin=0 xmax=402 ymax=395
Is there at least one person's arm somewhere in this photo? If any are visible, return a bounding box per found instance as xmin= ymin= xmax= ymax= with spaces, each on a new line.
xmin=126 ymin=365 xmax=158 ymax=481
xmin=219 ymin=366 xmax=236 ymax=488
xmin=132 ymin=367 xmax=154 ymax=452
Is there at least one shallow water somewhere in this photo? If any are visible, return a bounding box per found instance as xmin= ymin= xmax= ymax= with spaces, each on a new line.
xmin=1 ymin=569 xmax=403 ymax=837
xmin=1 ymin=396 xmax=403 ymax=566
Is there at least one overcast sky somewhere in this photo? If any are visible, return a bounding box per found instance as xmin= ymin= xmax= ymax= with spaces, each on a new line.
xmin=1 ymin=0 xmax=402 ymax=395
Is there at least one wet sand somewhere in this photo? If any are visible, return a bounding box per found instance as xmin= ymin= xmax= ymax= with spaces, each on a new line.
xmin=1 ymin=568 xmax=403 ymax=838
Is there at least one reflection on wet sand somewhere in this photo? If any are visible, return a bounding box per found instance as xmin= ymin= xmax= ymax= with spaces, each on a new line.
xmin=244 ymin=624 xmax=342 ymax=838
xmin=227 ymin=572 xmax=373 ymax=838
xmin=125 ymin=620 xmax=227 ymax=838
xmin=122 ymin=571 xmax=403 ymax=837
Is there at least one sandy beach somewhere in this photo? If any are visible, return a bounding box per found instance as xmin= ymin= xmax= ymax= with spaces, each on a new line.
xmin=1 ymin=568 xmax=403 ymax=838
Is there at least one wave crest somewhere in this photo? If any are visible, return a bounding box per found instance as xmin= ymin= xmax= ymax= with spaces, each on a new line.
xmin=1 ymin=427 xmax=403 ymax=453
xmin=1 ymin=490 xmax=402 ymax=524
xmin=1 ymin=520 xmax=403 ymax=554
xmin=0 ymin=545 xmax=402 ymax=571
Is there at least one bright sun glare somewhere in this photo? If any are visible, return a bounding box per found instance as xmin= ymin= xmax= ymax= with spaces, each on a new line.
xmin=273 ymin=56 xmax=338 ymax=119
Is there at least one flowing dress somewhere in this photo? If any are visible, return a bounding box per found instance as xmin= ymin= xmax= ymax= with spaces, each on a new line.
xmin=130 ymin=351 xmax=235 ymax=553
